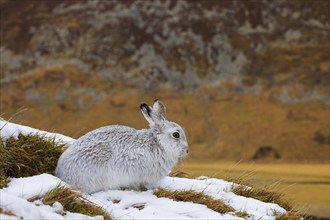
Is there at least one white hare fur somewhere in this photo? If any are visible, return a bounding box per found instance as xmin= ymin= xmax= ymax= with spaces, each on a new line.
xmin=55 ymin=100 xmax=188 ymax=193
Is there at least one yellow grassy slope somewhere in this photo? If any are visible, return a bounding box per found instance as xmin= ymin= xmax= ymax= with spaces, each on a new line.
xmin=3 ymin=87 xmax=328 ymax=162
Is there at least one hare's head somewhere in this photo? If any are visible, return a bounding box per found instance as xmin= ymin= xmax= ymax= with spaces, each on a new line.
xmin=140 ymin=100 xmax=188 ymax=158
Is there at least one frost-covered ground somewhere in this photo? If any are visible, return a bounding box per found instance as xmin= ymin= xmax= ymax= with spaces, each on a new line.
xmin=0 ymin=120 xmax=287 ymax=219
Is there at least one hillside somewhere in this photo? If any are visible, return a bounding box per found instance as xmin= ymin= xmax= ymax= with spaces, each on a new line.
xmin=1 ymin=0 xmax=329 ymax=92
xmin=0 ymin=0 xmax=329 ymax=162
xmin=2 ymin=87 xmax=329 ymax=163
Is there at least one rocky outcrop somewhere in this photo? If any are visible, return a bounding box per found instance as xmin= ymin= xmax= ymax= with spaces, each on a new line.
xmin=0 ymin=0 xmax=329 ymax=104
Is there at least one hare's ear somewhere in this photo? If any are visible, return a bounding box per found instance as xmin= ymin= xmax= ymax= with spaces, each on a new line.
xmin=140 ymin=103 xmax=155 ymax=126
xmin=153 ymin=99 xmax=167 ymax=120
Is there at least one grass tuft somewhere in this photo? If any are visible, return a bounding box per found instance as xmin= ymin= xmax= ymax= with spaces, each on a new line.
xmin=0 ymin=174 xmax=10 ymax=189
xmin=0 ymin=208 xmax=15 ymax=216
xmin=132 ymin=204 xmax=145 ymax=210
xmin=275 ymin=210 xmax=301 ymax=220
xmin=42 ymin=185 xmax=81 ymax=206
xmin=168 ymin=170 xmax=191 ymax=178
xmin=42 ymin=185 xmax=111 ymax=220
xmin=0 ymin=168 xmax=10 ymax=189
xmin=232 ymin=185 xmax=292 ymax=211
xmin=0 ymin=134 xmax=65 ymax=178
xmin=236 ymin=211 xmax=250 ymax=218
xmin=154 ymin=188 xmax=234 ymax=214
xmin=0 ymin=138 xmax=10 ymax=188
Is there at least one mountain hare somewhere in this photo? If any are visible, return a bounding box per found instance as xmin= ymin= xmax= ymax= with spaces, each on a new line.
xmin=55 ymin=100 xmax=188 ymax=193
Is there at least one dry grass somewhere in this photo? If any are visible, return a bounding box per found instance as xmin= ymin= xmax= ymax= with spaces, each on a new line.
xmin=232 ymin=185 xmax=292 ymax=211
xmin=0 ymin=148 xmax=10 ymax=189
xmin=231 ymin=182 xmax=303 ymax=219
xmin=154 ymin=188 xmax=234 ymax=214
xmin=0 ymin=172 xmax=10 ymax=189
xmin=0 ymin=134 xmax=64 ymax=178
xmin=42 ymin=185 xmax=81 ymax=206
xmin=0 ymin=208 xmax=15 ymax=216
xmin=236 ymin=211 xmax=250 ymax=218
xmin=42 ymin=185 xmax=111 ymax=220
xmin=175 ymin=162 xmax=330 ymax=184
xmin=168 ymin=170 xmax=191 ymax=178
xmin=0 ymin=138 xmax=9 ymax=188
xmin=2 ymin=89 xmax=328 ymax=163
xmin=275 ymin=210 xmax=301 ymax=220
xmin=175 ymin=161 xmax=329 ymax=218
xmin=132 ymin=204 xmax=145 ymax=210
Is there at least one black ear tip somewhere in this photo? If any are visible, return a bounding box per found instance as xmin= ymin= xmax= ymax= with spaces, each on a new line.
xmin=154 ymin=99 xmax=159 ymax=103
xmin=140 ymin=103 xmax=148 ymax=109
xmin=140 ymin=103 xmax=152 ymax=116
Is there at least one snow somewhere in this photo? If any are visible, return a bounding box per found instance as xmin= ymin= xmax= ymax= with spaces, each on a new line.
xmin=0 ymin=118 xmax=75 ymax=144
xmin=1 ymin=189 xmax=102 ymax=219
xmin=157 ymin=177 xmax=286 ymax=219
xmin=3 ymin=174 xmax=66 ymax=199
xmin=0 ymin=120 xmax=288 ymax=219
xmin=88 ymin=190 xmax=235 ymax=220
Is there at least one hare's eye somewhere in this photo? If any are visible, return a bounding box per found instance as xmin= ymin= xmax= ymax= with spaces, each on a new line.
xmin=172 ymin=132 xmax=180 ymax=138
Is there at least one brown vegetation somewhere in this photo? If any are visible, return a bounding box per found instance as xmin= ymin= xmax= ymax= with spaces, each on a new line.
xmin=42 ymin=185 xmax=111 ymax=220
xmin=232 ymin=184 xmax=292 ymax=211
xmin=2 ymin=86 xmax=328 ymax=163
xmin=154 ymin=188 xmax=234 ymax=214
xmin=0 ymin=134 xmax=64 ymax=178
xmin=0 ymin=208 xmax=14 ymax=216
xmin=275 ymin=210 xmax=301 ymax=220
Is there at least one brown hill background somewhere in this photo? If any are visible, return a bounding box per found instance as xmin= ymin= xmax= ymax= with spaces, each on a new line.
xmin=0 ymin=0 xmax=329 ymax=163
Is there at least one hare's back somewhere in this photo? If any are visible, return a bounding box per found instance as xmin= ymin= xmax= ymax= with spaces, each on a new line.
xmin=73 ymin=125 xmax=137 ymax=149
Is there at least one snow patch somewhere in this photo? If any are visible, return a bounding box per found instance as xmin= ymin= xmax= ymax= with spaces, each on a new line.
xmin=0 ymin=119 xmax=75 ymax=144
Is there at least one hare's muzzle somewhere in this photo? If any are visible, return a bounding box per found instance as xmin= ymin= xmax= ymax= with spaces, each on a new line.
xmin=180 ymin=145 xmax=189 ymax=157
